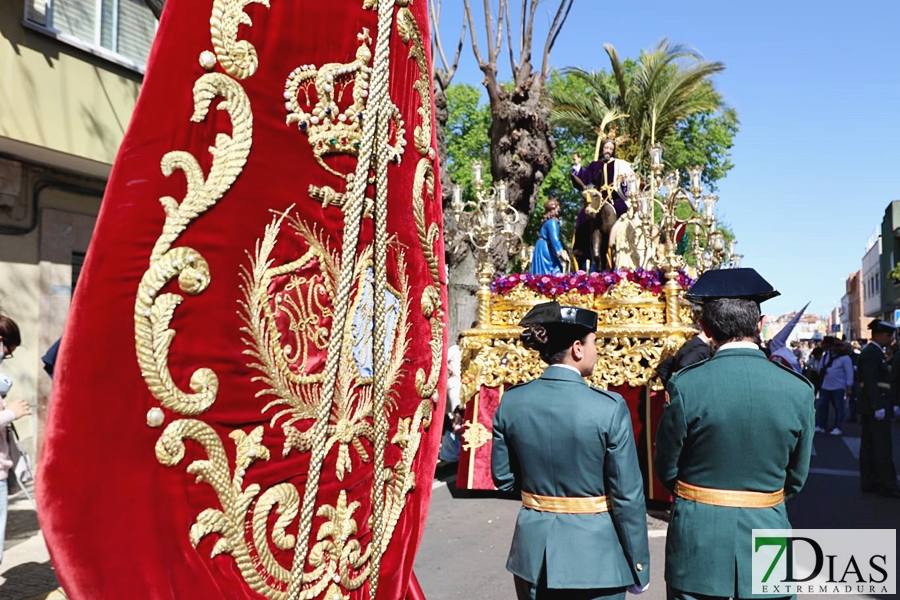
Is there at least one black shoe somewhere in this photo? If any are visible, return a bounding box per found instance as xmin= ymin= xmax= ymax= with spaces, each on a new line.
xmin=878 ymin=488 xmax=900 ymax=498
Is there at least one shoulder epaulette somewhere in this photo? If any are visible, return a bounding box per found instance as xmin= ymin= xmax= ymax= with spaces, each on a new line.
xmin=668 ymin=357 xmax=711 ymax=384
xmin=588 ymin=385 xmax=622 ymax=403
xmin=769 ymin=359 xmax=815 ymax=390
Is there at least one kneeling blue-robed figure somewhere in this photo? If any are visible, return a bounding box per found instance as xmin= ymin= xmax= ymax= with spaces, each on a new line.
xmin=492 ymin=301 xmax=650 ymax=600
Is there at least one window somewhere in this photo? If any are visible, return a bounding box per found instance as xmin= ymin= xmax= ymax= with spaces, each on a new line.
xmin=25 ymin=0 xmax=157 ymax=68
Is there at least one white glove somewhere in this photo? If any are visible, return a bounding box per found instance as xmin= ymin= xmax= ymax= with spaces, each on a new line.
xmin=628 ymin=583 xmax=649 ymax=594
xmin=893 ymin=406 xmax=900 ymax=418
xmin=874 ymin=408 xmax=886 ymax=421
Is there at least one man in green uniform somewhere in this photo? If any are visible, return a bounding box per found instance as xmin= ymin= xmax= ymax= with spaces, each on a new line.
xmin=655 ymin=268 xmax=815 ymax=600
xmin=492 ymin=301 xmax=650 ymax=600
xmin=858 ymin=319 xmax=900 ymax=497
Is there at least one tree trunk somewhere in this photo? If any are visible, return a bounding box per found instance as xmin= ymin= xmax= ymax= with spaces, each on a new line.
xmin=434 ymin=72 xmax=479 ymax=341
xmin=488 ymin=74 xmax=555 ymax=240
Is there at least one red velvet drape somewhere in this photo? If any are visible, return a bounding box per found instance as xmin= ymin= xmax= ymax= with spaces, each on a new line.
xmin=36 ymin=1 xmax=445 ymax=598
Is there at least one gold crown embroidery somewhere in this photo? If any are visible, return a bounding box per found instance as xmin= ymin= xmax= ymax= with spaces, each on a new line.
xmin=284 ymin=29 xmax=406 ymax=182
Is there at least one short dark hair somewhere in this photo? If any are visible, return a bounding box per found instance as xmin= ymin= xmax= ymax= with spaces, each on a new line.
xmin=700 ymin=298 xmax=760 ymax=344
xmin=0 ymin=315 xmax=21 ymax=348
xmin=521 ymin=324 xmax=591 ymax=364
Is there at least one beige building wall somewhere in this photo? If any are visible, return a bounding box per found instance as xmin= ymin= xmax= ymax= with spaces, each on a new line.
xmin=0 ymin=1 xmax=142 ymax=174
xmin=0 ymin=1 xmax=144 ymax=462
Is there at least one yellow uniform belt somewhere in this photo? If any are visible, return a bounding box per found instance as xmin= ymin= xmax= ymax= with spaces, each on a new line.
xmin=674 ymin=480 xmax=784 ymax=508
xmin=521 ymin=491 xmax=609 ymax=514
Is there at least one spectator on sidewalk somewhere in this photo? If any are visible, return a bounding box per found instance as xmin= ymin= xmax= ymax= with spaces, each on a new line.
xmin=817 ymin=341 xmax=854 ymax=435
xmin=0 ymin=315 xmax=33 ymax=565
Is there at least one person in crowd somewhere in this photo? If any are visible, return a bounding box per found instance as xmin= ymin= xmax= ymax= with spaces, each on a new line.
xmin=492 ymin=301 xmax=649 ymax=600
xmin=656 ymin=304 xmax=712 ymax=387
xmin=859 ymin=320 xmax=900 ymax=498
xmin=655 ymin=268 xmax=814 ymax=600
xmin=0 ymin=315 xmax=33 ymax=564
xmin=803 ymin=346 xmax=824 ymax=394
xmin=816 ymin=341 xmax=854 ymax=435
xmin=530 ymin=198 xmax=569 ymax=275
xmin=847 ymin=340 xmax=862 ymax=423
xmin=767 ymin=303 xmax=808 ymax=374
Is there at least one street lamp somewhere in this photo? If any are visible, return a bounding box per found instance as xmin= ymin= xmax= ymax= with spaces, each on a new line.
xmin=449 ymin=161 xmax=522 ymax=328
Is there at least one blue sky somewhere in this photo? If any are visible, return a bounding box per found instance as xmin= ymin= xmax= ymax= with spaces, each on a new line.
xmin=434 ymin=0 xmax=900 ymax=319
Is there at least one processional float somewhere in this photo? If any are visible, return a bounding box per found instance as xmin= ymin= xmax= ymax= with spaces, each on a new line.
xmin=38 ymin=0 xmax=445 ymax=598
xmin=451 ymin=144 xmax=742 ymax=502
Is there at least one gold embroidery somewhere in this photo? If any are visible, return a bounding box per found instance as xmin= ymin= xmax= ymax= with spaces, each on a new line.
xmin=142 ymin=2 xmax=441 ymax=598
xmin=135 ymin=248 xmax=217 ymax=415
xmin=303 ymin=491 xmax=371 ymax=597
xmin=397 ymin=8 xmax=432 ymax=157
xmin=135 ymin=74 xmax=252 ymax=417
xmin=153 ymin=73 xmax=253 ymax=262
xmin=462 ymin=420 xmax=491 ymax=451
xmin=155 ymin=420 xmax=287 ymax=597
xmin=285 ymin=30 xmax=407 ymax=183
xmin=411 ymin=159 xmax=443 ymax=401
xmin=380 ymin=398 xmax=433 ymax=554
xmin=210 ymin=0 xmax=271 ymax=80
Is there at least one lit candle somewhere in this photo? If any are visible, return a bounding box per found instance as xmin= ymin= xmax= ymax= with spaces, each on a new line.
xmin=473 ymin=161 xmax=483 ymax=185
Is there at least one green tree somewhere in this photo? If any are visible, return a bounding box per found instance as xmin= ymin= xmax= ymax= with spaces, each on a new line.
xmin=549 ymin=39 xmax=735 ymax=188
xmin=444 ymin=84 xmax=492 ymax=199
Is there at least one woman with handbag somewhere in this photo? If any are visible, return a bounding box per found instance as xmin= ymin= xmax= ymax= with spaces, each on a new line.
xmin=0 ymin=315 xmax=32 ymax=564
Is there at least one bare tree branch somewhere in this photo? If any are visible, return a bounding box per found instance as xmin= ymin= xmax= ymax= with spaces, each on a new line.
xmin=524 ymin=0 xmax=538 ymax=67
xmin=505 ymin=1 xmax=517 ymax=76
xmin=520 ymin=0 xmax=527 ymax=59
xmin=462 ymin=0 xmax=486 ymax=67
xmin=493 ymin=0 xmax=506 ymax=66
xmin=542 ymin=0 xmax=574 ymax=78
xmin=430 ymin=0 xmax=466 ymax=84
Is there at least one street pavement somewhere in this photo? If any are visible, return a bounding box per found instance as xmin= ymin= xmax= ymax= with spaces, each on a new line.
xmin=2 ymin=421 xmax=899 ymax=599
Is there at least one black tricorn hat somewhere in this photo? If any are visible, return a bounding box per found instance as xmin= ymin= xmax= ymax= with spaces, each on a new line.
xmin=683 ymin=268 xmax=780 ymax=303
xmin=868 ymin=319 xmax=896 ymax=334
xmin=519 ymin=301 xmax=598 ymax=331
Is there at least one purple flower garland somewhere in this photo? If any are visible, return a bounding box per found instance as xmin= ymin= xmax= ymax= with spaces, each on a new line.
xmin=490 ymin=268 xmax=695 ymax=298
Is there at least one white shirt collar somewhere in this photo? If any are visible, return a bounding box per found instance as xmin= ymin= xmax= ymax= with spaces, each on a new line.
xmin=547 ymin=363 xmax=582 ymax=375
xmin=717 ymin=341 xmax=759 ymax=351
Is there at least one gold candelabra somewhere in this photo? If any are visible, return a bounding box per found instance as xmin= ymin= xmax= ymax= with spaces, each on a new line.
xmin=627 ymin=143 xmax=740 ymax=275
xmin=450 ymin=161 xmax=523 ymax=328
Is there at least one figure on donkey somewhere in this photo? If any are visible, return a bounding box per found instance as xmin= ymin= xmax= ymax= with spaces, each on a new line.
xmin=571 ymin=139 xmax=634 ymax=271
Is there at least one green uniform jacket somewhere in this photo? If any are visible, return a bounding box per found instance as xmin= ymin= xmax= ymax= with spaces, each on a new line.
xmin=492 ymin=366 xmax=650 ymax=590
xmin=858 ymin=342 xmax=895 ymax=415
xmin=654 ymin=348 xmax=815 ymax=598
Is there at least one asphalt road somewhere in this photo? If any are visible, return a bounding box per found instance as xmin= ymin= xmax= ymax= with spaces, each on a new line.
xmin=414 ymin=420 xmax=900 ymax=600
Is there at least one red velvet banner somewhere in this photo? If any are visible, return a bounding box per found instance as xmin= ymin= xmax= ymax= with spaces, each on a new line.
xmin=37 ymin=1 xmax=445 ymax=599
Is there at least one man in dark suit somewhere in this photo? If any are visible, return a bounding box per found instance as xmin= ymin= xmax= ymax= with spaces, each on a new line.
xmin=859 ymin=319 xmax=900 ymax=497
xmin=655 ymin=268 xmax=815 ymax=600
xmin=492 ymin=301 xmax=650 ymax=600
